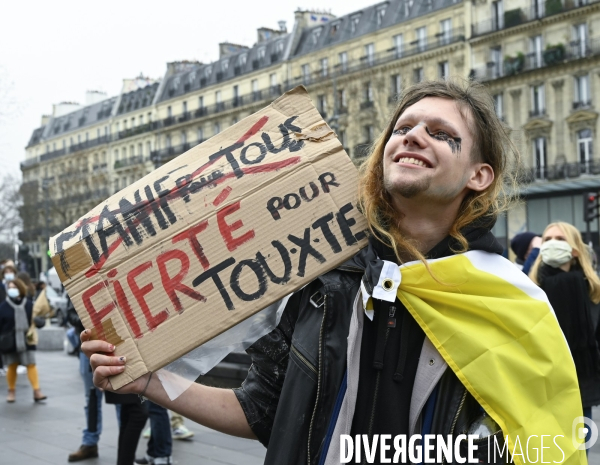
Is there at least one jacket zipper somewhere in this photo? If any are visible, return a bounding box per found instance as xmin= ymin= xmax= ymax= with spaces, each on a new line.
xmin=291 ymin=345 xmax=317 ymax=375
xmin=307 ymin=294 xmax=327 ymax=465
xmin=442 ymin=388 xmax=468 ymax=465
xmin=361 ymin=306 xmax=395 ymax=465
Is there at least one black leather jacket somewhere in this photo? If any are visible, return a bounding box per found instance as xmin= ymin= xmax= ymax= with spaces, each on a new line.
xmin=234 ymin=232 xmax=505 ymax=464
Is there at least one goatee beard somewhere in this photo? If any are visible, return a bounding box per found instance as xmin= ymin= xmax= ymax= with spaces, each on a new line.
xmin=383 ymin=177 xmax=431 ymax=199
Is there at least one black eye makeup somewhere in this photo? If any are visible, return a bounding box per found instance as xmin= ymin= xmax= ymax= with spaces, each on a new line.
xmin=424 ymin=127 xmax=462 ymax=154
xmin=392 ymin=123 xmax=462 ymax=155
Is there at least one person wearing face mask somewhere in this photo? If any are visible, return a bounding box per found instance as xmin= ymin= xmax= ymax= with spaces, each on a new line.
xmin=0 ymin=264 xmax=17 ymax=302
xmin=530 ymin=221 xmax=600 ymax=452
xmin=0 ymin=264 xmax=17 ymax=377
xmin=0 ymin=278 xmax=47 ymax=403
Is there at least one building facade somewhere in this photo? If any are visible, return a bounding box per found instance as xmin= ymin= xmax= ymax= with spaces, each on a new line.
xmin=20 ymin=0 xmax=600 ymax=273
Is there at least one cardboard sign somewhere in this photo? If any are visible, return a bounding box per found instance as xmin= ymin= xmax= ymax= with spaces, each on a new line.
xmin=50 ymin=86 xmax=368 ymax=389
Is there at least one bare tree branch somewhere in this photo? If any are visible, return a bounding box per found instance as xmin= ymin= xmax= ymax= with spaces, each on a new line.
xmin=0 ymin=173 xmax=22 ymax=241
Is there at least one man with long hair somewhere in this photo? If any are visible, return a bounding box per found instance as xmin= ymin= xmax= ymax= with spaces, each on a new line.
xmin=82 ymin=80 xmax=586 ymax=465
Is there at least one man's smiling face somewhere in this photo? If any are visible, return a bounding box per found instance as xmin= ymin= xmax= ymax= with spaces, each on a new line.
xmin=382 ymin=97 xmax=479 ymax=206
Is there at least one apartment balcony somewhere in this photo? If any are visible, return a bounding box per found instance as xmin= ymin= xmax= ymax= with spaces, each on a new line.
xmin=118 ymin=123 xmax=154 ymax=140
xmin=70 ymin=135 xmax=112 ymax=153
xmin=269 ymin=85 xmax=281 ymax=97
xmin=114 ymin=155 xmax=146 ymax=170
xmin=471 ymin=1 xmax=597 ymax=38
xmin=194 ymin=107 xmax=207 ymax=118
xmin=163 ymin=116 xmax=176 ymax=127
xmin=40 ymin=148 xmax=66 ymax=162
xmin=284 ymin=29 xmax=465 ymax=91
xmin=92 ymin=163 xmax=108 ymax=173
xmin=178 ymin=112 xmax=191 ymax=123
xmin=529 ymin=108 xmax=546 ymax=118
xmin=214 ymin=102 xmax=225 ymax=113
xmin=252 ymin=90 xmax=263 ymax=102
xmin=151 ymin=143 xmax=191 ymax=165
xmin=573 ymin=99 xmax=593 ymax=110
xmin=232 ymin=96 xmax=244 ymax=108
xmin=523 ymin=158 xmax=600 ymax=183
xmin=471 ymin=37 xmax=600 ymax=82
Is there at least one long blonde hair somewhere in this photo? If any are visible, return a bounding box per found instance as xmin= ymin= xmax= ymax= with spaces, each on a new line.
xmin=358 ymin=78 xmax=522 ymax=264
xmin=530 ymin=222 xmax=600 ymax=303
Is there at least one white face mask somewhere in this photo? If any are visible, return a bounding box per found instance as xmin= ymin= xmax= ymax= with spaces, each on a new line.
xmin=7 ymin=288 xmax=20 ymax=299
xmin=540 ymin=239 xmax=573 ymax=268
xmin=3 ymin=273 xmax=14 ymax=282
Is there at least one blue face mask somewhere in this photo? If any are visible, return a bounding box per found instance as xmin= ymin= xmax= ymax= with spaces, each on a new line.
xmin=7 ymin=288 xmax=20 ymax=299
xmin=4 ymin=273 xmax=14 ymax=282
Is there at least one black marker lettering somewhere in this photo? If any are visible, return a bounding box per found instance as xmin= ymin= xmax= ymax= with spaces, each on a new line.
xmin=256 ymin=240 xmax=292 ymax=285
xmin=144 ymin=185 xmax=169 ymax=230
xmin=266 ymin=197 xmax=284 ymax=220
xmin=335 ymin=203 xmax=367 ymax=246
xmin=192 ymin=258 xmax=237 ymax=310
xmin=240 ymin=142 xmax=267 ymax=165
xmin=299 ymin=182 xmax=319 ymax=202
xmin=288 ymin=228 xmax=326 ymax=277
xmin=230 ymin=259 xmax=268 ymax=301
xmin=318 ymin=172 xmax=339 ymax=193
xmin=154 ymin=176 xmax=177 ymax=225
xmin=209 ymin=142 xmax=244 ymax=179
xmin=283 ymin=193 xmax=301 ymax=210
xmin=312 ymin=212 xmax=342 ymax=253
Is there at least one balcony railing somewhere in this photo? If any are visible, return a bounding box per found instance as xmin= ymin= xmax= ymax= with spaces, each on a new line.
xmin=471 ymin=37 xmax=600 ymax=81
xmin=40 ymin=148 xmax=66 ymax=162
xmin=523 ymin=158 xmax=600 ymax=183
xmin=472 ymin=1 xmax=599 ymax=37
xmin=114 ymin=156 xmax=146 ymax=170
xmin=92 ymin=163 xmax=108 ymax=172
xmin=529 ymin=108 xmax=546 ymax=118
xmin=573 ymin=99 xmax=593 ymax=110
xmin=118 ymin=123 xmax=155 ymax=139
xmin=284 ymin=29 xmax=464 ymax=90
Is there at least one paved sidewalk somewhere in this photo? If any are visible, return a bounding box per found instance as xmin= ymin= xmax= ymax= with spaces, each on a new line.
xmin=0 ymin=349 xmax=266 ymax=465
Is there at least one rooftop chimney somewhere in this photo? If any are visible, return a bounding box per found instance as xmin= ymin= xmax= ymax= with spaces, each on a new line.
xmin=278 ymin=20 xmax=287 ymax=32
xmin=85 ymin=90 xmax=107 ymax=106
xmin=52 ymin=102 xmax=82 ymax=117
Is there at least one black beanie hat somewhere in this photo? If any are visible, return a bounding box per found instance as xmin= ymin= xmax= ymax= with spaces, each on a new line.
xmin=510 ymin=232 xmax=538 ymax=261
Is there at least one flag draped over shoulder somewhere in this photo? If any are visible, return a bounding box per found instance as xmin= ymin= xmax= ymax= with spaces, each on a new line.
xmin=383 ymin=250 xmax=584 ymax=465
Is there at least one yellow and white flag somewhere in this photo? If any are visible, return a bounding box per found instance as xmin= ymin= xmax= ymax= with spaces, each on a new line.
xmin=367 ymin=250 xmax=585 ymax=465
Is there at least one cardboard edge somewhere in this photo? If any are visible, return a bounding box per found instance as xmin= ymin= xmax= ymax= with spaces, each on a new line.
xmin=50 ymin=241 xmax=93 ymax=283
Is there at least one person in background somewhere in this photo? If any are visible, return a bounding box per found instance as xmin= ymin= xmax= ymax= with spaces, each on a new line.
xmin=170 ymin=412 xmax=194 ymax=440
xmin=68 ymin=295 xmax=120 ymax=462
xmin=510 ymin=231 xmax=541 ymax=275
xmin=141 ymin=411 xmax=195 ymax=441
xmin=34 ymin=281 xmax=46 ymax=301
xmin=105 ymin=390 xmax=148 ymax=465
xmin=0 ymin=278 xmax=47 ymax=403
xmin=17 ymin=272 xmax=36 ymax=299
xmin=530 ymin=221 xmax=600 ymax=454
xmin=135 ymin=402 xmax=173 ymax=465
xmin=0 ymin=263 xmax=17 ymax=302
xmin=0 ymin=260 xmax=9 ymax=376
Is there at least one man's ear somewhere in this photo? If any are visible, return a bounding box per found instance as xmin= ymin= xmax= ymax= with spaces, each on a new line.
xmin=466 ymin=163 xmax=494 ymax=192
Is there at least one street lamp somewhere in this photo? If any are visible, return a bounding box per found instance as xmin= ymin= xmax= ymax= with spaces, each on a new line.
xmin=41 ymin=178 xmax=51 ymax=273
